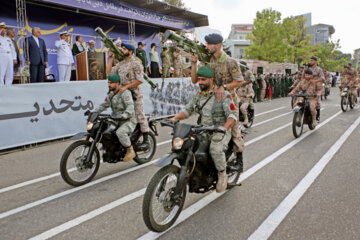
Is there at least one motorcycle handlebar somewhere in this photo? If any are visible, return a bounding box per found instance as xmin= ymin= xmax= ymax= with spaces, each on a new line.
xmin=192 ymin=126 xmax=225 ymax=133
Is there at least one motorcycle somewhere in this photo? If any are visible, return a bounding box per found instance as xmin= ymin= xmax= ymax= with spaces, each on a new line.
xmin=239 ymin=102 xmax=254 ymax=128
xmin=321 ymin=83 xmax=330 ymax=100
xmin=340 ymin=85 xmax=356 ymax=112
xmin=60 ymin=112 xmax=159 ymax=186
xmin=292 ymin=93 xmax=317 ymax=138
xmin=142 ymin=120 xmax=241 ymax=232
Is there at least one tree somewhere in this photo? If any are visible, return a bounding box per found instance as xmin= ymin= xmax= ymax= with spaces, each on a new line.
xmin=281 ymin=16 xmax=313 ymax=65
xmin=162 ymin=0 xmax=189 ymax=10
xmin=245 ymin=8 xmax=288 ymax=62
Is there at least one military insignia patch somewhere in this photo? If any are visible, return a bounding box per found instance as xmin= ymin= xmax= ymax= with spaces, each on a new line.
xmin=230 ymin=103 xmax=235 ymax=111
xmin=105 ymin=97 xmax=108 ymax=102
xmin=232 ymin=67 xmax=238 ymax=73
xmin=226 ymin=95 xmax=232 ymax=100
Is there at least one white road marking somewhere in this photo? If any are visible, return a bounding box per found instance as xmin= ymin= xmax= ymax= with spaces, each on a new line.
xmin=248 ymin=115 xmax=360 ymax=240
xmin=29 ymin=111 xmax=341 ymax=240
xmin=27 ymin=188 xmax=146 ymax=240
xmin=26 ymin=114 xmax=298 ymax=239
xmin=254 ymin=106 xmax=286 ymax=117
xmin=137 ymin=110 xmax=342 ymax=240
xmin=0 ymin=106 xmax=288 ymax=195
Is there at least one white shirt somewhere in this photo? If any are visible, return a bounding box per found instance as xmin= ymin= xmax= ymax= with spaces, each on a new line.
xmin=32 ymin=35 xmax=39 ymax=47
xmin=55 ymin=39 xmax=74 ymax=65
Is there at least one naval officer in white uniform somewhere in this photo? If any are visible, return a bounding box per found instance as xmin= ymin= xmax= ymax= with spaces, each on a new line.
xmin=55 ymin=31 xmax=74 ymax=82
xmin=0 ymin=22 xmax=16 ymax=85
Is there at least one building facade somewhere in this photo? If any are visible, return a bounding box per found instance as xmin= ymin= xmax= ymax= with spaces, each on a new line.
xmin=225 ymin=24 xmax=253 ymax=59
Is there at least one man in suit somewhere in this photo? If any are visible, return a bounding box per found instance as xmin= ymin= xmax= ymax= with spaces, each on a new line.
xmin=72 ymin=35 xmax=87 ymax=56
xmin=24 ymin=27 xmax=48 ymax=83
xmin=55 ymin=31 xmax=74 ymax=82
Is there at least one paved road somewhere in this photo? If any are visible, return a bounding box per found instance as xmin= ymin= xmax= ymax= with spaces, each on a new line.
xmin=0 ymin=87 xmax=359 ymax=240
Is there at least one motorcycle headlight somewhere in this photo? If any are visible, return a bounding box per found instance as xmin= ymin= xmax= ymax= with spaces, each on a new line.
xmin=344 ymin=88 xmax=348 ymax=91
xmin=172 ymin=137 xmax=184 ymax=150
xmin=86 ymin=121 xmax=94 ymax=131
xmin=298 ymin=97 xmax=304 ymax=103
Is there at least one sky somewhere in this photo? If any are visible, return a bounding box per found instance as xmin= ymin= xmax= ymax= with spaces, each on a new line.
xmin=182 ymin=0 xmax=359 ymax=54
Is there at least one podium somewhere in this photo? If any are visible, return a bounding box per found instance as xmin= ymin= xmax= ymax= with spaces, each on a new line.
xmin=75 ymin=51 xmax=107 ymax=80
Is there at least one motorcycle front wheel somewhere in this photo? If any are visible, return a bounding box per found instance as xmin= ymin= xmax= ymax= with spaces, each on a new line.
xmin=60 ymin=140 xmax=100 ymax=187
xmin=292 ymin=110 xmax=304 ymax=138
xmin=133 ymin=131 xmax=157 ymax=164
xmin=341 ymin=96 xmax=348 ymax=112
xmin=142 ymin=165 xmax=186 ymax=232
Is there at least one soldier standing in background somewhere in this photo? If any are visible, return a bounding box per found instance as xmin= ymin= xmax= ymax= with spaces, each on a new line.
xmin=135 ymin=42 xmax=148 ymax=72
xmin=161 ymin=47 xmax=171 ymax=78
xmin=173 ymin=47 xmax=182 ymax=78
xmin=106 ymin=42 xmax=150 ymax=150
xmin=256 ymin=73 xmax=263 ymax=102
xmin=7 ymin=28 xmax=20 ymax=74
xmin=252 ymin=73 xmax=258 ymax=103
xmin=261 ymin=73 xmax=267 ymax=101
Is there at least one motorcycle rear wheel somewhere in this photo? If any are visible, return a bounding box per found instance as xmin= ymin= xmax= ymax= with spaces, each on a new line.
xmin=133 ymin=132 xmax=157 ymax=164
xmin=341 ymin=96 xmax=348 ymax=112
xmin=292 ymin=110 xmax=304 ymax=138
xmin=60 ymin=140 xmax=100 ymax=187
xmin=142 ymin=165 xmax=186 ymax=232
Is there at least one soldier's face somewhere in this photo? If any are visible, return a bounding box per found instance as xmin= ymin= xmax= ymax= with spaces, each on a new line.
xmin=304 ymin=74 xmax=312 ymax=80
xmin=309 ymin=59 xmax=316 ymax=66
xmin=108 ymin=81 xmax=119 ymax=91
xmin=121 ymin=47 xmax=130 ymax=57
xmin=198 ymin=77 xmax=211 ymax=91
xmin=206 ymin=43 xmax=217 ymax=54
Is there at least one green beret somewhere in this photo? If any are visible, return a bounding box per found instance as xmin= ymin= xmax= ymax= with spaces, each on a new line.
xmin=107 ymin=74 xmax=120 ymax=83
xmin=197 ymin=66 xmax=214 ymax=78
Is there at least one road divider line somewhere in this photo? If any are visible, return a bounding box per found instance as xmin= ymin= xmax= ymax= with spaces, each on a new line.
xmin=0 ymin=106 xmax=289 ymax=195
xmin=248 ymin=115 xmax=360 ymax=240
xmin=255 ymin=106 xmax=286 ymax=117
xmin=137 ymin=110 xmax=342 ymax=240
xmin=29 ymin=111 xmax=341 ymax=240
xmin=28 ymin=188 xmax=146 ymax=240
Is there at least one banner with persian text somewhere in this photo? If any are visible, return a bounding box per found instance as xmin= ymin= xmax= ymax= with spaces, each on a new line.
xmin=0 ymin=78 xmax=197 ymax=150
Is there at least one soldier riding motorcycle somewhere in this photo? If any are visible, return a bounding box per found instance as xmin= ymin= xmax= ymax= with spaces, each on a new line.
xmin=142 ymin=66 xmax=242 ymax=232
xmin=289 ymin=69 xmax=322 ymax=138
xmin=60 ymin=75 xmax=157 ymax=186
xmin=237 ymin=73 xmax=255 ymax=128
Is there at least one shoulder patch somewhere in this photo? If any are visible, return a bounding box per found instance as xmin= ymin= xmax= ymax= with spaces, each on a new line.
xmin=232 ymin=66 xmax=238 ymax=73
xmin=105 ymin=97 xmax=108 ymax=102
xmin=226 ymin=94 xmax=232 ymax=100
xmin=230 ymin=103 xmax=236 ymax=111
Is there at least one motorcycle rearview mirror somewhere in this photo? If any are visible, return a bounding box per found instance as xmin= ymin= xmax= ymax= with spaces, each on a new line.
xmin=84 ymin=110 xmax=91 ymax=116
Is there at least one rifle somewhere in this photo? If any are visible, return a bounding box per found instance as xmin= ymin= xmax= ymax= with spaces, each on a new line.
xmin=95 ymin=27 xmax=157 ymax=89
xmin=163 ymin=30 xmax=247 ymax=71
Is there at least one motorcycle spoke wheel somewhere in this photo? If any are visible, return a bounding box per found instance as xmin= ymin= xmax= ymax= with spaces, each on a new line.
xmin=143 ymin=165 xmax=186 ymax=232
xmin=134 ymin=132 xmax=157 ymax=164
xmin=60 ymin=140 xmax=100 ymax=187
xmin=227 ymin=153 xmax=241 ymax=184
xmin=341 ymin=96 xmax=348 ymax=112
xmin=292 ymin=110 xmax=304 ymax=138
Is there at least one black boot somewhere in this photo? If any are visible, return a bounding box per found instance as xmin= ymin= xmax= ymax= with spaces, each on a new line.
xmin=228 ymin=152 xmax=243 ymax=173
xmin=316 ymin=109 xmax=320 ymax=122
xmin=137 ymin=132 xmax=149 ymax=151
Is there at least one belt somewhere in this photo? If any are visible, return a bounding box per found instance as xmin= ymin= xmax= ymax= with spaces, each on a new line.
xmin=0 ymin=50 xmax=11 ymax=54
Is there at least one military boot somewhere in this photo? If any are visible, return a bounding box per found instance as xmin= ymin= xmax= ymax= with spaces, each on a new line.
xmin=123 ymin=146 xmax=136 ymax=162
xmin=137 ymin=132 xmax=150 ymax=151
xmin=316 ymin=109 xmax=320 ymax=122
xmin=312 ymin=115 xmax=318 ymax=127
xmin=243 ymin=114 xmax=249 ymax=126
xmin=216 ymin=170 xmax=228 ymax=193
xmin=228 ymin=152 xmax=244 ymax=172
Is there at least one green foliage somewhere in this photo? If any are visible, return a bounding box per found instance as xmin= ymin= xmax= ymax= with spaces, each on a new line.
xmin=245 ymin=8 xmax=287 ymax=62
xmin=245 ymin=8 xmax=351 ymax=72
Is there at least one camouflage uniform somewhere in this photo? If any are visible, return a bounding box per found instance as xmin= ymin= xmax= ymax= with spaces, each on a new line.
xmin=161 ymin=50 xmax=171 ymax=78
xmin=341 ymin=68 xmax=358 ymax=98
xmin=95 ymin=90 xmax=136 ymax=147
xmin=260 ymin=75 xmax=267 ymax=100
xmin=173 ymin=51 xmax=182 ymax=77
xmin=244 ymin=69 xmax=255 ymax=109
xmin=111 ymin=58 xmax=150 ymax=133
xmin=237 ymin=82 xmax=255 ymax=120
xmin=182 ymin=88 xmax=237 ymax=171
xmin=207 ymin=51 xmax=245 ymax=153
xmin=290 ymin=79 xmax=323 ymax=117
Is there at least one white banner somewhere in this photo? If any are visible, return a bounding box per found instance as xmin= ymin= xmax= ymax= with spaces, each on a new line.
xmin=0 ymin=78 xmax=197 ymax=150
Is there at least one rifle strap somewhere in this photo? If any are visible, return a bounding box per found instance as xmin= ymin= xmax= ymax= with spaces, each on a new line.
xmin=197 ymin=94 xmax=214 ymax=124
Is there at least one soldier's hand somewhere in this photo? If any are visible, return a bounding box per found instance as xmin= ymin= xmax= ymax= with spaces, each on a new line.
xmin=215 ymin=86 xmax=225 ymax=102
xmin=190 ymin=54 xmax=198 ymax=64
xmin=119 ymin=86 xmax=127 ymax=94
xmin=13 ymin=60 xmax=17 ymax=65
xmin=168 ymin=117 xmax=176 ymax=122
xmin=26 ymin=61 xmax=30 ymax=65
xmin=108 ymin=51 xmax=114 ymax=59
